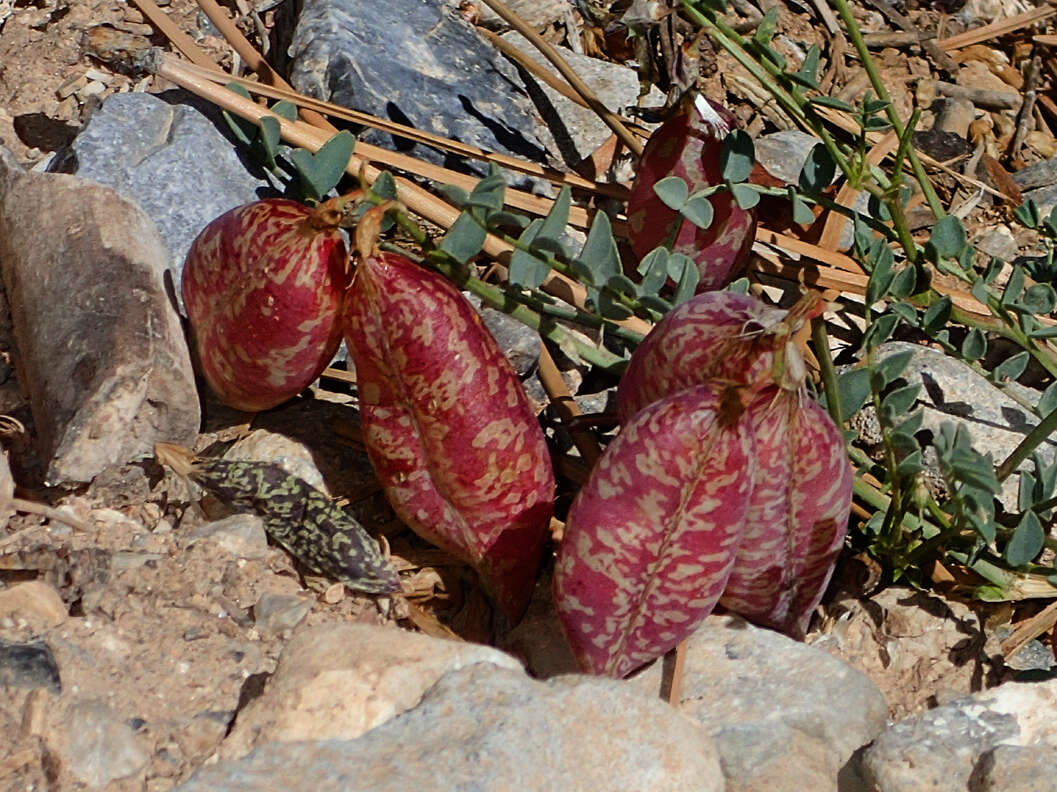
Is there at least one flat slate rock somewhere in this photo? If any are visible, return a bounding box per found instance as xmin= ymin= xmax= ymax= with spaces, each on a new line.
xmin=0 ymin=638 xmax=61 ymax=694
xmin=179 ymin=664 xmax=723 ymax=792
xmin=289 ymin=0 xmax=553 ymax=180
xmin=55 ymin=91 xmax=276 ymax=298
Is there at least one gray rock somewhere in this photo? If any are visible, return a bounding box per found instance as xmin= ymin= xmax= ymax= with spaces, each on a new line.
xmin=1020 ymin=183 xmax=1057 ymax=217
xmin=755 ymin=129 xmax=822 ymax=186
xmin=631 ymin=614 xmax=887 ymax=792
xmin=871 ymin=342 xmax=1053 ymax=509
xmin=0 ymin=147 xmax=200 ymax=485
xmin=464 ymin=293 xmax=542 ymax=377
xmin=289 ymin=0 xmax=553 ymax=179
xmin=182 ymin=664 xmax=724 ymax=791
xmin=501 ymin=31 xmax=662 ymax=168
xmin=1012 ymin=154 xmax=1057 ymax=190
xmin=188 ymin=513 xmax=271 ymax=560
xmin=46 ymin=699 xmax=150 ymax=789
xmin=251 ymin=593 xmax=313 ymax=636
xmin=933 ymin=97 xmax=975 ymax=138
xmin=57 ymin=91 xmax=275 ymax=295
xmin=973 ymin=225 xmax=1018 ymax=262
xmin=0 ymin=638 xmax=61 ymax=693
xmin=861 ymin=678 xmax=1057 ymax=792
xmin=476 ymin=0 xmax=573 ymax=31
xmin=224 ymin=429 xmax=328 ymax=494
xmin=977 ymin=744 xmax=1057 ymax=792
xmin=220 ymin=622 xmax=522 ymax=759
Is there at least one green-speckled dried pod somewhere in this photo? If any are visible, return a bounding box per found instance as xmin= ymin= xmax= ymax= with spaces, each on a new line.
xmin=554 ymin=384 xmax=755 ymax=677
xmin=719 ymin=388 xmax=852 ymax=638
xmin=182 ymin=198 xmax=349 ymax=412
xmin=616 ymin=291 xmax=824 ymax=423
xmin=343 ymin=251 xmax=554 ymax=622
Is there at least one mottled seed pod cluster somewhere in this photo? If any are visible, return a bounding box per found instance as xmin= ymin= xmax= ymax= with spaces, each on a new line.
xmin=555 ymin=290 xmax=852 ymax=677
xmin=625 ymin=95 xmax=757 ymax=292
xmin=554 ymin=384 xmax=754 ymax=677
xmin=720 ymin=390 xmax=853 ymax=637
xmin=182 ymin=198 xmax=349 ymax=412
xmin=343 ymin=250 xmax=554 ymax=622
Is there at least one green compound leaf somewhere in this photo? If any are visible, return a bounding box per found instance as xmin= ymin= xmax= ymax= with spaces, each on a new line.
xmin=270 ymin=99 xmax=299 ymax=120
xmin=578 ymin=210 xmax=621 ymax=286
xmin=992 ymin=351 xmax=1028 ymax=383
xmin=961 ymin=328 xmax=987 ymax=361
xmin=638 ymin=247 xmax=671 ymax=296
xmin=182 ymin=455 xmax=400 ymax=594
xmin=922 ymin=296 xmax=952 ymax=334
xmin=653 ymin=176 xmax=689 ymax=210
xmin=730 ymin=182 xmax=761 ymax=210
xmin=836 ymin=367 xmax=871 ymax=422
xmin=720 ymin=130 xmax=755 ymax=183
xmin=292 ymin=130 xmax=356 ymax=201
xmin=1006 ymin=510 xmax=1045 ymax=567
xmin=222 ymin=82 xmax=256 ymax=146
xmin=1014 ymin=199 xmax=1040 ymax=229
xmin=929 ymin=215 xmax=966 ymax=259
xmin=798 ymin=144 xmax=836 ymax=193
xmin=680 ymin=195 xmax=715 ymax=230
xmin=507 ymin=219 xmax=550 ymax=288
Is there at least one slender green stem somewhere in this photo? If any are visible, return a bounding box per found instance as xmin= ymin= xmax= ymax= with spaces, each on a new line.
xmin=811 ymin=315 xmax=843 ymax=426
xmin=995 ymin=405 xmax=1057 ymax=482
xmin=827 ymin=0 xmax=944 ymax=218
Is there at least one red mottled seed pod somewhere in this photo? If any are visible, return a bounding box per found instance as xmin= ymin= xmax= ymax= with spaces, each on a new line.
xmin=617 ymin=291 xmax=823 ymax=424
xmin=554 ymin=384 xmax=755 ymax=678
xmin=182 ymin=198 xmax=348 ymax=412
xmin=720 ymin=388 xmax=853 ymax=638
xmin=343 ymin=251 xmax=554 ymax=622
xmin=626 ymin=95 xmax=757 ymax=292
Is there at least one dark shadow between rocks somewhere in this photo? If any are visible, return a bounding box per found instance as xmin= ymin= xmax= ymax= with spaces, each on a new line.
xmin=12 ymin=112 xmax=79 ymax=152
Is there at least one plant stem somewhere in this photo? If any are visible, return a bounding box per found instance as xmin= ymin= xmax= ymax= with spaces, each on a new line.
xmin=995 ymin=405 xmax=1057 ymax=482
xmin=811 ymin=315 xmax=843 ymax=426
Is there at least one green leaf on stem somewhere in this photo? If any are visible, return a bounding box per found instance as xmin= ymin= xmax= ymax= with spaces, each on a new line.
xmin=291 ymin=130 xmax=356 ymax=201
xmin=638 ymin=248 xmax=670 ymax=296
xmin=440 ymin=210 xmax=488 ymax=266
xmin=1017 ymin=283 xmax=1057 ymax=315
xmin=1006 ymin=511 xmax=1044 ymax=566
xmin=578 ymin=211 xmax=621 ymax=285
xmin=653 ymin=176 xmax=689 ymax=210
xmin=873 ymin=349 xmax=913 ymax=387
xmin=670 ymin=254 xmax=699 ymax=305
xmin=730 ymin=182 xmax=761 ymax=210
xmin=961 ymin=328 xmax=987 ymax=361
xmin=720 ymin=130 xmax=755 ymax=183
xmin=992 ymin=351 xmax=1028 ymax=383
xmin=222 ymin=82 xmax=256 ymax=146
xmin=753 ymin=6 xmax=779 ymax=45
xmin=1001 ymin=266 xmax=1025 ymax=306
xmin=799 ymin=144 xmax=836 ymax=193
xmin=1014 ymin=199 xmax=1040 ymax=229
xmin=270 ymin=99 xmax=299 ymax=120
xmin=929 ymin=215 xmax=966 ymax=259
xmin=922 ymin=296 xmax=951 ymax=334
xmin=507 ymin=220 xmax=549 ymax=288
xmin=836 ymin=367 xmax=871 ymax=421
xmin=680 ymin=195 xmax=714 ymax=230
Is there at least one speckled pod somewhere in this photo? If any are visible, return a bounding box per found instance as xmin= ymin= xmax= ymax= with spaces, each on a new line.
xmin=626 ymin=96 xmax=757 ymax=292
xmin=343 ymin=252 xmax=554 ymax=622
xmin=719 ymin=389 xmax=853 ymax=638
xmin=554 ymin=384 xmax=755 ymax=678
xmin=182 ymin=199 xmax=348 ymax=412
xmin=616 ymin=291 xmax=791 ymax=424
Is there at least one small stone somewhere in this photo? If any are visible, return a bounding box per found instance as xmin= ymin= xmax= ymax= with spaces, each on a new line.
xmin=77 ymin=81 xmax=107 ymax=101
xmin=224 ymin=430 xmax=328 ymax=495
xmin=47 ymin=700 xmax=150 ymax=788
xmin=0 ymin=638 xmax=61 ymax=694
xmin=177 ymin=711 xmax=233 ymax=760
xmin=321 ymin=582 xmax=344 ymax=604
xmin=188 ymin=514 xmax=270 ymax=560
xmin=0 ymin=581 xmax=68 ymax=627
xmin=184 ymin=665 xmax=723 ymax=792
xmin=973 ymin=225 xmax=1018 ymax=262
xmin=933 ymin=97 xmax=976 ymax=137
xmin=755 ymin=129 xmax=824 ymax=186
xmin=0 ymin=146 xmax=200 ymax=485
xmin=251 ymin=593 xmax=313 ymax=636
xmin=220 ymin=622 xmax=523 ymax=759
xmin=465 ymin=294 xmax=541 ymax=377
xmin=0 ymin=450 xmax=13 ymax=531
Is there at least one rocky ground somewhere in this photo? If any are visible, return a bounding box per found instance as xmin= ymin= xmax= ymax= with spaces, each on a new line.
xmin=2 ymin=0 xmax=1057 ymax=790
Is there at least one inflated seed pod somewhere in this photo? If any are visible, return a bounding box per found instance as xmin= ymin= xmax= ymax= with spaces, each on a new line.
xmin=554 ymin=383 xmax=755 ymax=678
xmin=719 ymin=388 xmax=853 ymax=638
xmin=182 ymin=198 xmax=349 ymax=412
xmin=625 ymin=95 xmax=757 ymax=292
xmin=343 ymin=251 xmax=554 ymax=623
xmin=616 ymin=290 xmax=824 ymax=423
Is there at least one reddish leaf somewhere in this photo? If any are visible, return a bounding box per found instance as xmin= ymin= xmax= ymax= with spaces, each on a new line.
xmin=720 ymin=389 xmax=853 ymax=638
xmin=343 ymin=252 xmax=554 ymax=622
xmin=554 ymin=384 xmax=755 ymax=677
xmin=182 ymin=198 xmax=348 ymax=411
xmin=625 ymin=96 xmax=757 ymax=292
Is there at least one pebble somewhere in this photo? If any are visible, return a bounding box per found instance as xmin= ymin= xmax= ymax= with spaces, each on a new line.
xmin=251 ymin=593 xmax=313 ymax=636
xmin=46 ymin=699 xmax=150 ymax=788
xmin=183 ymin=664 xmax=723 ymax=791
xmin=188 ymin=514 xmax=270 ymax=560
xmin=0 ymin=638 xmax=61 ymax=693
xmin=0 ymin=580 xmax=68 ymax=627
